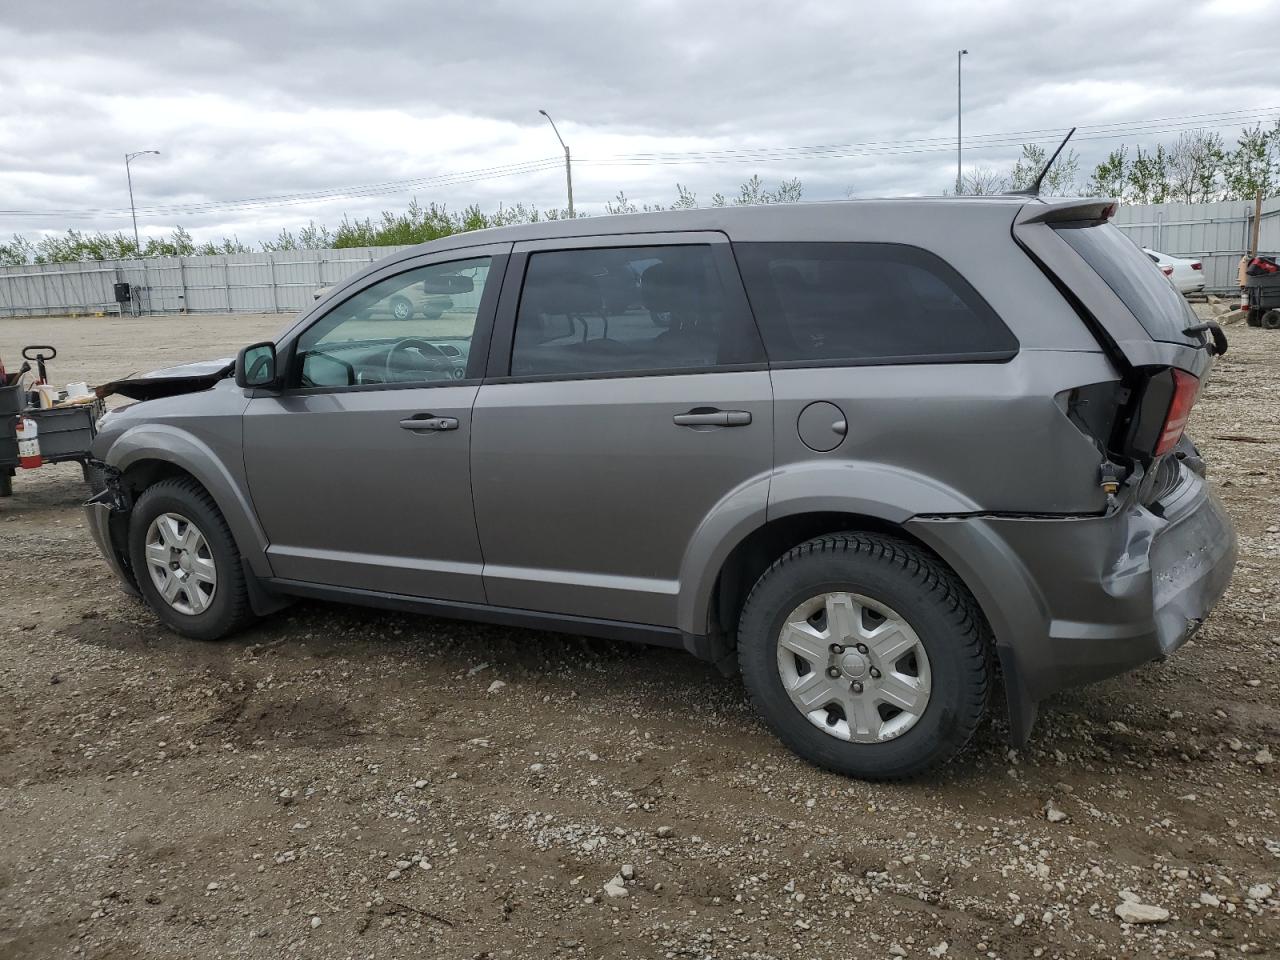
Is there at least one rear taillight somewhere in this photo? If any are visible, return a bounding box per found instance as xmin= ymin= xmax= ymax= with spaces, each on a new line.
xmin=1155 ymin=369 xmax=1200 ymax=455
xmin=1191 ymin=261 xmax=1202 ymax=270
xmin=1161 ymin=265 xmax=1174 ymax=277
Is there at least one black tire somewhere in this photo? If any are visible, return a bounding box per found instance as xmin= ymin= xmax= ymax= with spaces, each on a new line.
xmin=737 ymin=533 xmax=992 ymax=780
xmin=127 ymin=477 xmax=255 ymax=641
xmin=1246 ymin=308 xmax=1262 ymax=327
xmin=1263 ymin=309 xmax=1280 ymax=331
xmin=389 ymin=295 xmax=414 ymax=321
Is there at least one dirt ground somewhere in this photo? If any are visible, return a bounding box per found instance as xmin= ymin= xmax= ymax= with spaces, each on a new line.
xmin=0 ymin=311 xmax=1277 ymax=960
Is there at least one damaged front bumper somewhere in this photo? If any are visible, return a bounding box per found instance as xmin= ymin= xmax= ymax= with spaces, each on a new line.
xmin=84 ymin=465 xmax=140 ymax=596
xmin=908 ymin=465 xmax=1237 ymax=743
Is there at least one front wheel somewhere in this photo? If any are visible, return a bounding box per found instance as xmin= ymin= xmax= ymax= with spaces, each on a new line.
xmin=737 ymin=533 xmax=992 ymax=780
xmin=1262 ymin=309 xmax=1280 ymax=331
xmin=127 ymin=477 xmax=255 ymax=640
xmin=389 ymin=296 xmax=414 ymax=321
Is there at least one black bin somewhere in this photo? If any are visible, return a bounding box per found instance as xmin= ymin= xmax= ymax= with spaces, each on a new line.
xmin=114 ymin=282 xmax=132 ymax=304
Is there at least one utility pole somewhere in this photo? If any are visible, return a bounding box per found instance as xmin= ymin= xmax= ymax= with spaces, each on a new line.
xmin=1251 ymin=187 xmax=1263 ymax=257
xmin=538 ymin=110 xmax=574 ymax=218
xmin=125 ymin=150 xmax=161 ymax=255
xmin=956 ymin=50 xmax=968 ymax=195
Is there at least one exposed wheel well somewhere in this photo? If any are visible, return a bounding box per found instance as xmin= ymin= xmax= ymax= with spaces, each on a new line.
xmin=709 ymin=512 xmax=979 ymax=646
xmin=119 ymin=459 xmax=204 ymax=500
xmin=107 ymin=461 xmax=216 ymax=588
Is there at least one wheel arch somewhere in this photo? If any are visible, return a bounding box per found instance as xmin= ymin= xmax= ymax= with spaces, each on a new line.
xmin=107 ymin=425 xmax=273 ymax=578
xmin=695 ymin=509 xmax=989 ymax=643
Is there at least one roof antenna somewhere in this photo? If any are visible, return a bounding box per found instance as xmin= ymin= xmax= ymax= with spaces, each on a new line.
xmin=1005 ymin=127 xmax=1077 ymax=197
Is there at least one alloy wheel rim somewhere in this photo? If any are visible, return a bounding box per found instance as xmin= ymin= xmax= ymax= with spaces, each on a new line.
xmin=144 ymin=512 xmax=217 ymax=616
xmin=775 ymin=591 xmax=931 ymax=743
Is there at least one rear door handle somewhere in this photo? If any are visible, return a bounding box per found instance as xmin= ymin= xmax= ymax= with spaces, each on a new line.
xmin=399 ymin=415 xmax=459 ymax=432
xmin=673 ymin=409 xmax=752 ymax=427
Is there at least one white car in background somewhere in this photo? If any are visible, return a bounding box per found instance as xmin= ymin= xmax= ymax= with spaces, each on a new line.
xmin=1144 ymin=248 xmax=1205 ymax=295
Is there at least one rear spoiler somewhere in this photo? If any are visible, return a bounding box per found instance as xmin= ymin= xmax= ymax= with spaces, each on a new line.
xmin=1015 ymin=197 xmax=1118 ymax=226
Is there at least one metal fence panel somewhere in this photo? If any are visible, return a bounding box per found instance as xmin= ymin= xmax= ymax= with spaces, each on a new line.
xmin=1112 ymin=198 xmax=1280 ymax=292
xmin=0 ymin=244 xmax=416 ymax=319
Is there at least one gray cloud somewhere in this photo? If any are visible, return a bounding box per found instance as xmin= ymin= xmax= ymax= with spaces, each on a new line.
xmin=2 ymin=0 xmax=1277 ymax=245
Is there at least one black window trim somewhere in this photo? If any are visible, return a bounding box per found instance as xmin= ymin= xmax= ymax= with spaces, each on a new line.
xmin=276 ymin=246 xmax=510 ymax=396
xmin=731 ymin=239 xmax=1020 ymax=369
xmin=485 ymin=231 xmax=767 ymax=383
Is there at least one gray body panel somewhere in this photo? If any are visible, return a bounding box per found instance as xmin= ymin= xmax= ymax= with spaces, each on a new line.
xmin=471 ymin=370 xmax=773 ymax=625
xmin=242 ymin=384 xmax=484 ymax=601
xmin=85 ymin=197 xmax=1238 ymax=746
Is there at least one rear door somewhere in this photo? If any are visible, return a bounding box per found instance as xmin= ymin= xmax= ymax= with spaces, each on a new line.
xmin=470 ymin=232 xmax=772 ymax=627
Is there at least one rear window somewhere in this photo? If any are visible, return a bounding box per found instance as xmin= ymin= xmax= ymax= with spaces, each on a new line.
xmin=734 ymin=242 xmax=1017 ymax=365
xmin=1053 ymin=223 xmax=1198 ymax=345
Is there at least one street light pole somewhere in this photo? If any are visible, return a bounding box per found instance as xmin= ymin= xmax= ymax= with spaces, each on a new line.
xmin=125 ymin=150 xmax=160 ymax=256
xmin=956 ymin=49 xmax=968 ymax=195
xmin=538 ymin=110 xmax=574 ymax=218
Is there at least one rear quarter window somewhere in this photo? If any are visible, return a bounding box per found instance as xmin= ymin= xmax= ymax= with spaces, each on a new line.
xmin=1053 ymin=222 xmax=1198 ymax=345
xmin=733 ymin=242 xmax=1017 ymax=365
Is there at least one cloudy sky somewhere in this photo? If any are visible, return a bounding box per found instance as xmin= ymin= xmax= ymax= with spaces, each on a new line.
xmin=2 ymin=0 xmax=1277 ymax=247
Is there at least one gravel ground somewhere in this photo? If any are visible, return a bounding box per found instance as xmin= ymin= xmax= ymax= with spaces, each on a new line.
xmin=0 ymin=311 xmax=1277 ymax=959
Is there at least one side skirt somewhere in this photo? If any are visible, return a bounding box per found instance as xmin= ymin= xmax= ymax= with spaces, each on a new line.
xmin=263 ymin=577 xmax=688 ymax=650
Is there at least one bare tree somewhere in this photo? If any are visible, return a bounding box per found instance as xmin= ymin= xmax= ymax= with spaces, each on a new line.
xmin=1168 ymin=130 xmax=1226 ymax=203
xmin=958 ymin=167 xmax=1007 ymax=196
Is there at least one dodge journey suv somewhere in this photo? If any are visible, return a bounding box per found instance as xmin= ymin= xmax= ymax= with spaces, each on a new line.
xmin=86 ymin=198 xmax=1236 ymax=779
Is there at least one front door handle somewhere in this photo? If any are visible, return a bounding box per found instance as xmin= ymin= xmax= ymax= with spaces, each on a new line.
xmin=399 ymin=415 xmax=459 ymax=432
xmin=673 ymin=409 xmax=752 ymax=427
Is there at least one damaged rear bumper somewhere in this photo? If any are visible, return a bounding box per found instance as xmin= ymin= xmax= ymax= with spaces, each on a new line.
xmin=908 ymin=466 xmax=1236 ymax=743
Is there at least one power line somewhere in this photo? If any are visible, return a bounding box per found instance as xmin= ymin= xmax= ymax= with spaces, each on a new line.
xmin=2 ymin=106 xmax=1276 ymax=223
xmin=581 ymin=108 xmax=1280 ymax=166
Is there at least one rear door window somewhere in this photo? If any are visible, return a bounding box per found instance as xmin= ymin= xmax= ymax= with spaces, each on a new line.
xmin=1053 ymin=223 xmax=1198 ymax=345
xmin=733 ymin=242 xmax=1017 ymax=365
xmin=510 ymin=244 xmax=758 ymax=377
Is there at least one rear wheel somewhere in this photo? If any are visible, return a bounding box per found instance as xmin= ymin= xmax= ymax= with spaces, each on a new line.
xmin=737 ymin=533 xmax=992 ymax=780
xmin=1246 ymin=308 xmax=1262 ymax=327
xmin=1262 ymin=309 xmax=1280 ymax=330
xmin=127 ymin=478 xmax=255 ymax=640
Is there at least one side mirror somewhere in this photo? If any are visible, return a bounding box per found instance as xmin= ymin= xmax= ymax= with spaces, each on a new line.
xmin=235 ymin=341 xmax=279 ymax=389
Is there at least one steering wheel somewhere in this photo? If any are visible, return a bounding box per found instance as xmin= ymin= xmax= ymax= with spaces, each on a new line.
xmin=385 ymin=337 xmax=461 ymax=382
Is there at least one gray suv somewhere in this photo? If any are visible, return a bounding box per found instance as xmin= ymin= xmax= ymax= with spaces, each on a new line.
xmin=86 ymin=198 xmax=1236 ymax=779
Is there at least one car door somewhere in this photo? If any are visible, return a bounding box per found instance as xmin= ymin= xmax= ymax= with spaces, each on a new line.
xmin=471 ymin=232 xmax=773 ymax=627
xmin=242 ymin=245 xmax=508 ymax=601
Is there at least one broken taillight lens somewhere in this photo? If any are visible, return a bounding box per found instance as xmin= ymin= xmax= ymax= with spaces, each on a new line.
xmin=1161 ymin=265 xmax=1174 ymax=277
xmin=1155 ymin=369 xmax=1200 ymax=456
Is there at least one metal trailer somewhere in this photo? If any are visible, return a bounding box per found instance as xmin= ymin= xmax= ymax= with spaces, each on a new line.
xmin=0 ymin=349 xmax=105 ymax=497
xmin=1244 ymin=269 xmax=1280 ymax=329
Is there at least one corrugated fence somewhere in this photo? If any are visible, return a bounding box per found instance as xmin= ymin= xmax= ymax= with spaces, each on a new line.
xmin=0 ymin=246 xmax=412 ymax=319
xmin=1112 ymin=197 xmax=1280 ymax=293
xmin=2 ymin=198 xmax=1278 ymax=318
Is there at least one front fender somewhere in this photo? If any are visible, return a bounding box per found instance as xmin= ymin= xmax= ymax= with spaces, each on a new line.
xmin=105 ymin=423 xmax=273 ymax=578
